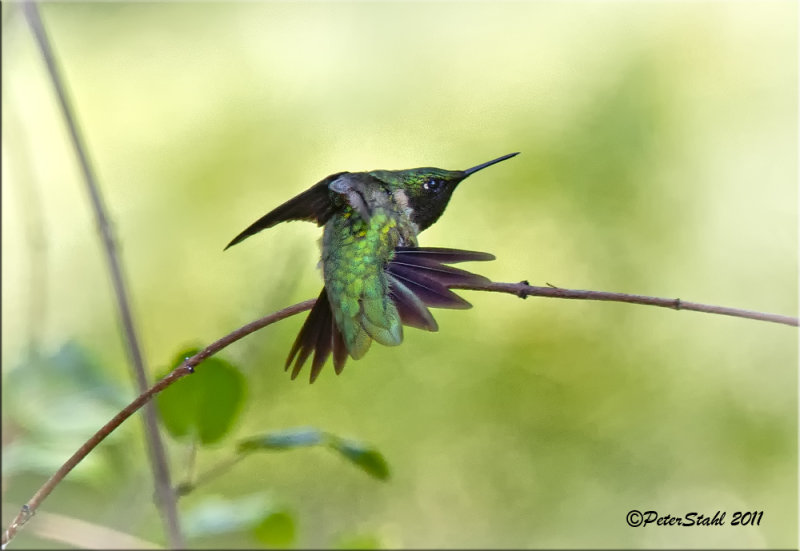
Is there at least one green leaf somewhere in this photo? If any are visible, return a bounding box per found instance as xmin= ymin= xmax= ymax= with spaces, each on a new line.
xmin=182 ymin=493 xmax=276 ymax=538
xmin=237 ymin=428 xmax=390 ymax=481
xmin=334 ymin=533 xmax=383 ymax=550
xmin=252 ymin=510 xmax=296 ymax=548
xmin=326 ymin=436 xmax=390 ymax=481
xmin=156 ymin=347 xmax=246 ymax=445
xmin=238 ymin=427 xmax=323 ymax=453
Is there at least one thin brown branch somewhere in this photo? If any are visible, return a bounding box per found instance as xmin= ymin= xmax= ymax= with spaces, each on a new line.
xmin=21 ymin=2 xmax=182 ymax=546
xmin=3 ymin=277 xmax=795 ymax=547
xmin=1 ymin=506 xmax=162 ymax=550
xmin=452 ymin=281 xmax=798 ymax=327
xmin=1 ymin=299 xmax=316 ymax=548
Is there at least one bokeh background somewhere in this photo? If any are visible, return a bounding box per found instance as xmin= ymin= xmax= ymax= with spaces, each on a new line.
xmin=2 ymin=1 xmax=797 ymax=549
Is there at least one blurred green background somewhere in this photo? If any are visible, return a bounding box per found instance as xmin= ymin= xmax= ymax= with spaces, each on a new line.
xmin=2 ymin=1 xmax=797 ymax=548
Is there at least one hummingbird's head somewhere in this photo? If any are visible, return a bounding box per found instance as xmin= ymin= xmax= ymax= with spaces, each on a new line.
xmin=378 ymin=152 xmax=519 ymax=232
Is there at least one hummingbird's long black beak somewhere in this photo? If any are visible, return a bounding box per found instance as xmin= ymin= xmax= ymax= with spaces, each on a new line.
xmin=463 ymin=152 xmax=520 ymax=176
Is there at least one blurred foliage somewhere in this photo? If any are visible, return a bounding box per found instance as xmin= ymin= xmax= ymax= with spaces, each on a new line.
xmin=324 ymin=436 xmax=390 ymax=482
xmin=252 ymin=510 xmax=295 ymax=548
xmin=238 ymin=427 xmax=326 ymax=451
xmin=2 ymin=341 xmax=130 ymax=486
xmin=156 ymin=346 xmax=390 ymax=546
xmin=333 ymin=533 xmax=383 ymax=550
xmin=238 ymin=428 xmax=390 ymax=481
xmin=2 ymin=1 xmax=797 ymax=549
xmin=156 ymin=347 xmax=246 ymax=445
xmin=180 ymin=493 xmax=297 ymax=548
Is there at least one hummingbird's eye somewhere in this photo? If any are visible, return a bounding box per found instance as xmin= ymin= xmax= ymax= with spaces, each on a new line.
xmin=423 ymin=179 xmax=443 ymax=193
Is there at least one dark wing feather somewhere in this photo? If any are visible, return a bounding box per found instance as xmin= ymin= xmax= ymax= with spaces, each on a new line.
xmin=224 ymin=172 xmax=347 ymax=250
xmin=388 ymin=276 xmax=439 ymax=331
xmin=284 ymin=247 xmax=494 ymax=382
xmin=393 ymin=247 xmax=495 ymax=264
xmin=388 ymin=263 xmax=472 ymax=309
xmin=386 ymin=245 xmax=494 ymax=327
xmin=390 ymin=257 xmax=492 ymax=287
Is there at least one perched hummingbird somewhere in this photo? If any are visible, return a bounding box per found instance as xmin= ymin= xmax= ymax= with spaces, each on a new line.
xmin=226 ymin=152 xmax=519 ymax=382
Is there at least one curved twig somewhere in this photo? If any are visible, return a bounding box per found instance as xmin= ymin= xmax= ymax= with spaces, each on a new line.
xmin=3 ymin=282 xmax=796 ymax=547
xmin=1 ymin=299 xmax=316 ymax=548
xmin=456 ymin=281 xmax=798 ymax=327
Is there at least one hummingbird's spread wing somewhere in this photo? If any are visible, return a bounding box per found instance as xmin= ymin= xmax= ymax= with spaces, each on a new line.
xmin=285 ymin=246 xmax=494 ymax=383
xmin=224 ymin=172 xmax=347 ymax=250
xmin=225 ymin=172 xmax=386 ymax=250
xmin=387 ymin=247 xmax=494 ymax=326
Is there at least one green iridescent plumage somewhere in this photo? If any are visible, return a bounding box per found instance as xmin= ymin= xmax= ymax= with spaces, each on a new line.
xmin=323 ymin=208 xmax=407 ymax=358
xmin=226 ymin=152 xmax=518 ymax=382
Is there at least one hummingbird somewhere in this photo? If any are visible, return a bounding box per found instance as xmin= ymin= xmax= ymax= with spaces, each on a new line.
xmin=225 ymin=152 xmax=519 ymax=382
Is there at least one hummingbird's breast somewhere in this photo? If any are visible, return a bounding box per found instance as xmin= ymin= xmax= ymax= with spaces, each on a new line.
xmin=319 ymin=186 xmax=418 ymax=357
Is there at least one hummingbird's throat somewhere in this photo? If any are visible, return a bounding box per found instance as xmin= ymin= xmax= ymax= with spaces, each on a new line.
xmin=392 ymin=188 xmax=410 ymax=212
xmin=392 ymin=188 xmax=420 ymax=242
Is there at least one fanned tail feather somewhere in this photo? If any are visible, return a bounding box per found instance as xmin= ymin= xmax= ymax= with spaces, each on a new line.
xmin=332 ymin=325 xmax=347 ymax=374
xmin=286 ymin=288 xmax=343 ymax=383
xmin=286 ymin=247 xmax=494 ymax=383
